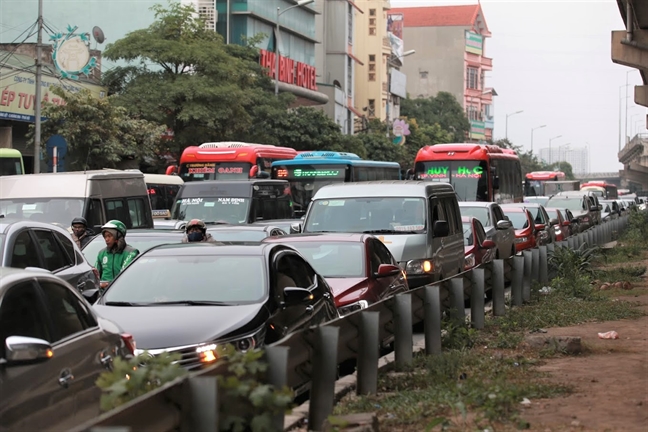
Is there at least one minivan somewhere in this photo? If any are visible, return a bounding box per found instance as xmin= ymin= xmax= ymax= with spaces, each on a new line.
xmin=0 ymin=170 xmax=154 ymax=232
xmin=299 ymin=181 xmax=465 ymax=288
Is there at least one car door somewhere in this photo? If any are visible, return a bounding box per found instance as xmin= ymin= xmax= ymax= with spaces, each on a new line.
xmin=492 ymin=204 xmax=514 ymax=258
xmin=51 ymin=230 xmax=98 ymax=292
xmin=370 ymin=238 xmax=407 ymax=299
xmin=31 ymin=229 xmax=81 ymax=288
xmin=440 ymin=196 xmax=464 ymax=277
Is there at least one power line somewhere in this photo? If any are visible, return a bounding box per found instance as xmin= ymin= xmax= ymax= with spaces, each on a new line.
xmin=0 ymin=21 xmax=38 ymax=67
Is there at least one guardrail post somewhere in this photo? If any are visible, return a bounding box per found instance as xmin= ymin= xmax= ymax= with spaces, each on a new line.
xmin=424 ymin=284 xmax=442 ymax=354
xmin=182 ymin=376 xmax=219 ymax=432
xmin=511 ymin=255 xmax=524 ymax=307
xmin=357 ymin=311 xmax=380 ymax=396
xmin=492 ymin=259 xmax=505 ymax=316
xmin=539 ymin=245 xmax=548 ymax=286
xmin=265 ymin=346 xmax=289 ymax=431
xmin=449 ymin=277 xmax=465 ymax=324
xmin=531 ymin=248 xmax=540 ymax=283
xmin=567 ymin=235 xmax=574 ymax=250
xmin=393 ymin=294 xmax=413 ymax=368
xmin=546 ymin=243 xmax=555 ymax=279
xmin=308 ymin=326 xmax=340 ymax=432
xmin=522 ymin=250 xmax=532 ymax=302
xmin=470 ymin=268 xmax=485 ymax=329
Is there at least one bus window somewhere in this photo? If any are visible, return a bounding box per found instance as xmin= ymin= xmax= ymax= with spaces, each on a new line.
xmin=0 ymin=149 xmax=24 ymax=176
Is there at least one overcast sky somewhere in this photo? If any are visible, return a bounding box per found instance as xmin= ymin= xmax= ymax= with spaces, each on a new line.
xmin=391 ymin=0 xmax=643 ymax=173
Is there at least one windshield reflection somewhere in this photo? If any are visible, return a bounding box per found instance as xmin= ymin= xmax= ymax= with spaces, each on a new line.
xmin=0 ymin=198 xmax=85 ymax=227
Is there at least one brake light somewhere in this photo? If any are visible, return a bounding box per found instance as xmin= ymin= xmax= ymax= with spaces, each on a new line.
xmin=121 ymin=333 xmax=136 ymax=355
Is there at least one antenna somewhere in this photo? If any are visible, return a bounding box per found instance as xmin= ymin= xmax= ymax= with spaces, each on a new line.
xmin=92 ymin=26 xmax=105 ymax=44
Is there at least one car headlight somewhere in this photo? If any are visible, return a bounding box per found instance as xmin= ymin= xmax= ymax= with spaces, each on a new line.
xmin=405 ymin=259 xmax=434 ymax=275
xmin=554 ymin=225 xmax=561 ymax=233
xmin=464 ymin=253 xmax=475 ymax=269
xmin=515 ymin=236 xmax=528 ymax=243
xmin=338 ymin=300 xmax=369 ymax=316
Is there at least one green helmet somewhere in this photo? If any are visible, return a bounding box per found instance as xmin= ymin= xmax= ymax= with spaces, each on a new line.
xmin=102 ymin=220 xmax=127 ymax=237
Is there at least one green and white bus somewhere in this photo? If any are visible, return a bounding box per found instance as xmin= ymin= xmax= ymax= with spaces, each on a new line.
xmin=0 ymin=149 xmax=24 ymax=176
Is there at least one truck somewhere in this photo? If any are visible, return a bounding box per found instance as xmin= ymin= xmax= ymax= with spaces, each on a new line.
xmin=544 ymin=180 xmax=580 ymax=196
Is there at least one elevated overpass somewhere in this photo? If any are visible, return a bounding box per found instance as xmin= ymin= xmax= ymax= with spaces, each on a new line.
xmin=618 ymin=133 xmax=648 ymax=191
xmin=574 ymin=172 xmax=622 ymax=187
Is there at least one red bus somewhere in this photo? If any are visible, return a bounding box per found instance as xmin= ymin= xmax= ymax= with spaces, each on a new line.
xmin=581 ymin=181 xmax=618 ymax=199
xmin=413 ymin=144 xmax=523 ymax=203
xmin=524 ymin=171 xmax=565 ymax=196
xmin=172 ymin=142 xmax=298 ymax=182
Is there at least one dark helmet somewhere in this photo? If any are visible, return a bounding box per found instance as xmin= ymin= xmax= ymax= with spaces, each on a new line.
xmin=185 ymin=219 xmax=207 ymax=234
xmin=71 ymin=217 xmax=88 ymax=227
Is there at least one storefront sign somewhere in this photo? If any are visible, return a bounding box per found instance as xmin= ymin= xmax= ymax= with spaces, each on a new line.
xmin=465 ymin=31 xmax=483 ymax=55
xmin=469 ymin=120 xmax=486 ymax=139
xmin=0 ymin=67 xmax=106 ymax=122
xmin=259 ymin=49 xmax=317 ymax=91
xmin=51 ymin=25 xmax=97 ymax=80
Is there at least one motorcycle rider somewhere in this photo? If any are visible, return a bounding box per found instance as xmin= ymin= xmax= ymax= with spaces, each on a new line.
xmin=182 ymin=219 xmax=219 ymax=243
xmin=95 ymin=220 xmax=139 ymax=289
xmin=70 ymin=217 xmax=95 ymax=249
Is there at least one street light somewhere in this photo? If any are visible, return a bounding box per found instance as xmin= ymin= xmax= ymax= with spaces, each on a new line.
xmin=530 ymin=124 xmax=546 ymax=153
xmin=505 ymin=110 xmax=523 ymax=140
xmin=548 ymin=135 xmax=562 ymax=165
xmin=275 ymin=0 xmax=314 ymax=97
xmin=386 ymin=50 xmax=416 ymax=136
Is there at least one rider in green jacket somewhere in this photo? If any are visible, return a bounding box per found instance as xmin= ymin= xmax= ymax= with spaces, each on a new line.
xmin=95 ymin=220 xmax=139 ymax=289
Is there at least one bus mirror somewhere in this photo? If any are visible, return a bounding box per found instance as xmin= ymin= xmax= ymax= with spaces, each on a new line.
xmin=492 ymin=176 xmax=500 ymax=190
xmin=256 ymin=171 xmax=270 ymax=179
xmin=249 ymin=165 xmax=259 ymax=178
xmin=165 ymin=165 xmax=177 ymax=176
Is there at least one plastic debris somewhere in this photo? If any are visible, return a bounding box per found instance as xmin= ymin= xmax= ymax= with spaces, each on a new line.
xmin=520 ymin=398 xmax=532 ymax=406
xmin=539 ymin=286 xmax=553 ymax=294
xmin=598 ymin=331 xmax=619 ymax=339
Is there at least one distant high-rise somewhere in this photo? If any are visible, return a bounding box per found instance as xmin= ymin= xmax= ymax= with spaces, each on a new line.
xmin=539 ymin=146 xmax=589 ymax=174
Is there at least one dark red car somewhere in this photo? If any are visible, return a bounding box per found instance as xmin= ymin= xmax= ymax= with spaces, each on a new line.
xmin=263 ymin=233 xmax=408 ymax=315
xmin=545 ymin=207 xmax=569 ymax=241
xmin=461 ymin=216 xmax=496 ymax=270
xmin=501 ymin=206 xmax=538 ymax=253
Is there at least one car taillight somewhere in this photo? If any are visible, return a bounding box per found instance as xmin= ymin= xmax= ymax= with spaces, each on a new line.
xmin=121 ymin=333 xmax=136 ymax=355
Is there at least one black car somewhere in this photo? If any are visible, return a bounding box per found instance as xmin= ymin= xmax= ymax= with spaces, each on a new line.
xmin=93 ymin=243 xmax=339 ymax=371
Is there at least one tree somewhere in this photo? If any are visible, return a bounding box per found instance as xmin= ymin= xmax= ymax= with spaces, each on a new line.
xmin=400 ymin=91 xmax=470 ymax=142
xmin=28 ymin=88 xmax=164 ymax=171
xmin=103 ymin=1 xmax=289 ymax=158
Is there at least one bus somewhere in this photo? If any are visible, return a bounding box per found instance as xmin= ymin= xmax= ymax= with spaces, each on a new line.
xmin=524 ymin=171 xmax=566 ymax=196
xmin=171 ymin=142 xmax=298 ymax=182
xmin=271 ymin=151 xmax=401 ymax=214
xmin=413 ymin=144 xmax=523 ymax=203
xmin=581 ymin=181 xmax=618 ymax=199
xmin=0 ymin=148 xmax=25 ymax=176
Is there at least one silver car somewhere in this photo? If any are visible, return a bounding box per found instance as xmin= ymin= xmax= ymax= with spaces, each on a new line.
xmin=0 ymin=269 xmax=134 ymax=432
xmin=458 ymin=202 xmax=516 ymax=259
xmin=0 ymin=220 xmax=99 ymax=292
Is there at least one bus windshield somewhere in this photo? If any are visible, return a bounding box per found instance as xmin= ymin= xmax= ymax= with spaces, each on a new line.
xmin=179 ymin=162 xmax=252 ymax=182
xmin=171 ymin=197 xmax=250 ymax=224
xmin=0 ymin=157 xmax=23 ymax=176
xmin=274 ymin=164 xmax=348 ymax=212
xmin=416 ymin=160 xmax=488 ymax=202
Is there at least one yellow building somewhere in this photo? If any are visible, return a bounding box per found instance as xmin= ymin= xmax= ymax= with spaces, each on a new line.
xmin=353 ymin=0 xmax=394 ymax=129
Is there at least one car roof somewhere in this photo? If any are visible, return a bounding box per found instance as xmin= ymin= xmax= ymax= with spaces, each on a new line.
xmin=502 ymin=202 xmax=542 ymax=208
xmin=143 ymin=242 xmax=271 ymax=257
xmin=0 ymin=219 xmax=74 ymax=236
xmin=263 ymin=233 xmax=367 ymax=243
xmin=458 ymin=202 xmax=495 ymax=208
xmin=312 ymin=181 xmax=454 ymax=199
xmin=501 ymin=206 xmax=527 ymax=212
xmin=0 ymin=268 xmax=70 ymax=294
xmin=206 ymin=225 xmax=272 ymax=232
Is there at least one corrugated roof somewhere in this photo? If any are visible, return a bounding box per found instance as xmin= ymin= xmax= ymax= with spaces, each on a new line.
xmin=390 ymin=4 xmax=480 ymax=27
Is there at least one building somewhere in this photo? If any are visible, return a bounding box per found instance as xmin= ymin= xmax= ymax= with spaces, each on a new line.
xmin=389 ymin=3 xmax=495 ymax=141
xmin=313 ymin=0 xmax=363 ymax=134
xmin=538 ymin=146 xmax=589 ymax=174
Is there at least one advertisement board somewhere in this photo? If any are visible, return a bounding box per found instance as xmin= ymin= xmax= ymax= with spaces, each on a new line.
xmin=465 ymin=31 xmax=483 ymax=55
xmin=390 ymin=69 xmax=407 ymax=99
xmin=387 ymin=13 xmax=404 ymax=39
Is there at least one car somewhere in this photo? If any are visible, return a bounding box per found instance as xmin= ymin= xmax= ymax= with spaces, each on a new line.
xmin=545 ymin=193 xmax=597 ymax=231
xmin=544 ymin=207 xmax=569 ymax=241
xmin=501 ymin=203 xmax=556 ymax=244
xmin=153 ymin=218 xmax=187 ymax=230
xmin=251 ymin=219 xmax=302 ymax=234
xmin=93 ymin=243 xmax=339 ymax=376
xmin=207 ymin=224 xmax=288 ymax=242
xmin=0 ymin=219 xmax=99 ymax=292
xmin=501 ymin=206 xmax=538 ymax=253
xmin=0 ymin=268 xmax=134 ymax=432
xmin=82 ymin=229 xmax=185 ymax=267
xmin=458 ymin=202 xmax=515 ymax=259
xmin=562 ymin=208 xmax=581 ymax=235
xmin=523 ymin=196 xmax=550 ymax=207
xmin=461 ymin=217 xmax=496 ymax=270
xmin=599 ymin=199 xmax=621 ymax=222
xmin=262 ymin=233 xmax=408 ymax=315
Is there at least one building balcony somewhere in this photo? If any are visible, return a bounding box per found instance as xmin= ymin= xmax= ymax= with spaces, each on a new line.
xmin=482 ymin=57 xmax=493 ymax=68
xmin=383 ymin=37 xmax=391 ymax=49
xmin=382 ymin=82 xmax=388 ymax=93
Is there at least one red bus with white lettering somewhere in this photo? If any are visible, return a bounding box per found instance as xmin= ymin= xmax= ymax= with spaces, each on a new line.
xmin=525 ymin=171 xmax=566 ymax=196
xmin=413 ymin=144 xmax=523 ymax=203
xmin=173 ymin=142 xmax=298 ymax=182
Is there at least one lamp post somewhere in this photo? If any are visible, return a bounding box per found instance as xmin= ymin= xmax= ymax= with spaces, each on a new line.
xmin=275 ymin=0 xmax=314 ymax=97
xmin=505 ymin=110 xmax=523 ymax=140
xmin=530 ymin=124 xmax=546 ymax=153
xmin=386 ymin=49 xmax=416 ymax=137
xmin=548 ymin=135 xmax=562 ymax=165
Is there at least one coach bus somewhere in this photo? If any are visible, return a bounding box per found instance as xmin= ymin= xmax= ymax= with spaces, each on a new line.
xmin=413 ymin=144 xmax=523 ymax=203
xmin=171 ymin=142 xmax=298 ymax=182
xmin=271 ymin=151 xmax=401 ymax=214
xmin=581 ymin=181 xmax=618 ymax=199
xmin=0 ymin=148 xmax=25 ymax=176
xmin=524 ymin=171 xmax=565 ymax=196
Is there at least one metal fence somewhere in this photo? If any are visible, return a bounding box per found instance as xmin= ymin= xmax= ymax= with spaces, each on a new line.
xmin=70 ymin=215 xmax=632 ymax=432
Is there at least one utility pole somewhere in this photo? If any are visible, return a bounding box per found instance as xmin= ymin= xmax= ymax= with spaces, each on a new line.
xmin=624 ymin=70 xmax=630 ymax=149
xmin=33 ymin=0 xmax=44 ymax=174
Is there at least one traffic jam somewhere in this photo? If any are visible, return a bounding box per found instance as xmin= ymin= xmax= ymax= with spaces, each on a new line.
xmin=0 ymin=142 xmax=646 ymax=430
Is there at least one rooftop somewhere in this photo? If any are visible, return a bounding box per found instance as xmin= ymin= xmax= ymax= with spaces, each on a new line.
xmin=389 ymin=3 xmax=490 ymax=35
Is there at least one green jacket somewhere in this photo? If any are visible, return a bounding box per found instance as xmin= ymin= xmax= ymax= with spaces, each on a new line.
xmin=95 ymin=245 xmax=139 ymax=282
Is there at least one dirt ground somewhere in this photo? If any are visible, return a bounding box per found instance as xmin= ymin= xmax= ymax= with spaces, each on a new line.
xmin=521 ymin=265 xmax=648 ymax=432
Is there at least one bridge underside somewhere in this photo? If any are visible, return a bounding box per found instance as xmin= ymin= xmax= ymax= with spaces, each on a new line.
xmin=612 ymin=0 xmax=648 ymax=107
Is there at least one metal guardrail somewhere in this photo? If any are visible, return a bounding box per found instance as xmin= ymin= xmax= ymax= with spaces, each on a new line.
xmin=70 ymin=215 xmax=634 ymax=432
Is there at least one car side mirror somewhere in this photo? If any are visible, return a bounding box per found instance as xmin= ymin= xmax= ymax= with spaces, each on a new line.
xmin=282 ymin=287 xmax=314 ymax=307
xmin=374 ymin=264 xmax=401 ymax=278
xmin=290 ymin=222 xmax=302 ymax=234
xmin=562 ymin=220 xmax=570 ymax=227
xmin=481 ymin=239 xmax=496 ymax=249
xmin=496 ymin=220 xmax=512 ymax=230
xmin=534 ymin=223 xmax=546 ymax=232
xmin=82 ymin=289 xmax=100 ymax=304
xmin=4 ymin=336 xmax=53 ymax=365
xmin=432 ymin=220 xmax=449 ymax=237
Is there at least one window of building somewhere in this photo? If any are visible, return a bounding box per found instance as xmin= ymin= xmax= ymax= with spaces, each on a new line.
xmin=369 ymin=9 xmax=376 ymax=35
xmin=347 ymin=57 xmax=353 ymax=97
xmin=369 ymin=27 xmax=376 ymax=35
xmin=420 ymin=71 xmax=429 ymax=79
xmin=368 ymin=54 xmax=376 ymax=81
xmin=369 ymin=9 xmax=376 ymax=16
xmin=369 ymin=18 xmax=376 ymax=26
xmin=467 ymin=67 xmax=479 ymax=90
xmin=369 ymin=64 xmax=376 ymax=71
xmin=348 ymin=4 xmax=353 ymax=45
xmin=368 ymin=99 xmax=376 ymax=118
xmin=369 ymin=73 xmax=376 ymax=81
xmin=467 ymin=105 xmax=481 ymax=121
xmin=369 ymin=54 xmax=375 ymax=62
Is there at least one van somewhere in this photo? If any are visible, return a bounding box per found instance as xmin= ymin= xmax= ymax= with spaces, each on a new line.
xmin=0 ymin=170 xmax=154 ymax=231
xmin=141 ymin=173 xmax=184 ymax=217
xmin=300 ymin=181 xmax=465 ymax=288
xmin=170 ymin=180 xmax=294 ymax=224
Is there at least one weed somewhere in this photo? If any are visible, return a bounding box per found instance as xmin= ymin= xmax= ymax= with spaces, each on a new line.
xmin=442 ymin=317 xmax=478 ymax=350
xmin=549 ymin=243 xmax=600 ymax=280
xmin=594 ymin=265 xmax=647 ymax=284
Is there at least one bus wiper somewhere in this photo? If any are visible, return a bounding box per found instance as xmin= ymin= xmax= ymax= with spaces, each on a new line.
xmin=145 ymin=300 xmax=233 ymax=306
xmin=104 ymin=301 xmax=138 ymax=306
xmin=362 ymin=229 xmax=397 ymax=234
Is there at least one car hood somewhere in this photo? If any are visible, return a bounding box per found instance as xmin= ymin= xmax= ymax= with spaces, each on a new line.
xmin=377 ymin=234 xmax=427 ymax=262
xmin=93 ymin=303 xmax=264 ymax=349
xmin=571 ymin=210 xmax=588 ymax=218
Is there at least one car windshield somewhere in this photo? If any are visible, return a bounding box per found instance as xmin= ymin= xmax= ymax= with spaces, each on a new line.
xmin=171 ymin=197 xmax=250 ymax=225
xmin=545 ymin=198 xmax=584 ymax=212
xmin=83 ymin=235 xmax=182 ymax=265
xmin=104 ymin=255 xmax=266 ymax=304
xmin=287 ymin=242 xmax=364 ymax=278
xmin=502 ymin=211 xmax=530 ymax=230
xmin=462 ymin=223 xmax=474 ymax=246
xmin=0 ymin=198 xmax=85 ymax=227
xmin=305 ymin=197 xmax=426 ymax=234
xmin=459 ymin=206 xmax=491 ymax=227
xmin=209 ymin=230 xmax=269 ymax=242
